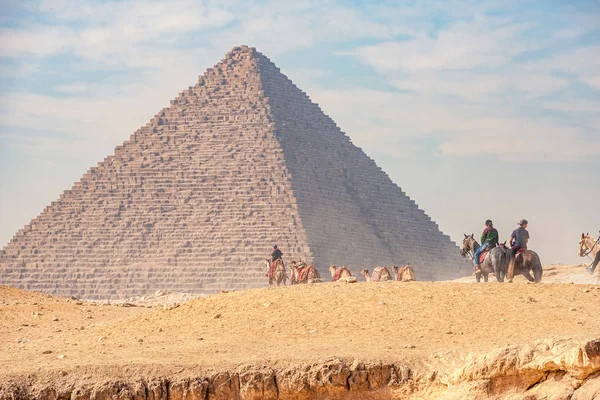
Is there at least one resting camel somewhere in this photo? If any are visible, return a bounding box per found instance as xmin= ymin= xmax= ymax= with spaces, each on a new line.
xmin=266 ymin=258 xmax=286 ymax=286
xmin=361 ymin=266 xmax=392 ymax=282
xmin=289 ymin=261 xmax=321 ymax=284
xmin=392 ymin=265 xmax=416 ymax=282
xmin=330 ymin=265 xmax=353 ymax=282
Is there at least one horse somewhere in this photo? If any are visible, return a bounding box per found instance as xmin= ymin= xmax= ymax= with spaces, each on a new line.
xmin=578 ymin=232 xmax=600 ymax=281
xmin=460 ymin=234 xmax=508 ymax=283
xmin=266 ymin=258 xmax=287 ymax=286
xmin=502 ymin=244 xmax=543 ymax=283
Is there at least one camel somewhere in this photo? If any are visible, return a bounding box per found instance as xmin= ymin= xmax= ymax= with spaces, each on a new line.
xmin=289 ymin=260 xmax=321 ymax=284
xmin=578 ymin=233 xmax=600 ymax=283
xmin=392 ymin=265 xmax=416 ymax=282
xmin=266 ymin=258 xmax=286 ymax=286
xmin=361 ymin=266 xmax=392 ymax=282
xmin=329 ymin=265 xmax=353 ymax=282
xmin=460 ymin=234 xmax=508 ymax=283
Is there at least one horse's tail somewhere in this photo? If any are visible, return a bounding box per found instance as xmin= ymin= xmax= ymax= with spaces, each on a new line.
xmin=496 ymin=249 xmax=508 ymax=282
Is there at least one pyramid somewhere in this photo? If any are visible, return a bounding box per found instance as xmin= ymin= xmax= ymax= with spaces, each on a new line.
xmin=0 ymin=46 xmax=470 ymax=299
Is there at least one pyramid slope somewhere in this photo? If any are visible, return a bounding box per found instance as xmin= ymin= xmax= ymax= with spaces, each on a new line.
xmin=255 ymin=51 xmax=468 ymax=279
xmin=1 ymin=46 xmax=470 ymax=298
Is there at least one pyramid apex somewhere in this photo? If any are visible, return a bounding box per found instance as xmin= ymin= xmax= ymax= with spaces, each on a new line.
xmin=225 ymin=45 xmax=258 ymax=59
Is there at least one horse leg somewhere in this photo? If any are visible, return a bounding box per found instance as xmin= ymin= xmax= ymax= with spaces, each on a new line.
xmin=483 ymin=272 xmax=489 ymax=283
xmin=475 ymin=272 xmax=481 ymax=283
xmin=521 ymin=269 xmax=535 ymax=282
xmin=518 ymin=261 xmax=535 ymax=282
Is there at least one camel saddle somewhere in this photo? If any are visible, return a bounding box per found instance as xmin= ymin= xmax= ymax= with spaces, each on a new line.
xmin=398 ymin=265 xmax=416 ymax=282
xmin=269 ymin=259 xmax=281 ymax=279
xmin=297 ymin=265 xmax=310 ymax=282
xmin=372 ymin=267 xmax=384 ymax=282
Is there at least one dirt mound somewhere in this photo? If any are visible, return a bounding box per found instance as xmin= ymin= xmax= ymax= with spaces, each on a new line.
xmin=1 ymin=279 xmax=600 ymax=399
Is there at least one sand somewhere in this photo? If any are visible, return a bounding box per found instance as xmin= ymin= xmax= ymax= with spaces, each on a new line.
xmin=2 ymin=263 xmax=599 ymax=382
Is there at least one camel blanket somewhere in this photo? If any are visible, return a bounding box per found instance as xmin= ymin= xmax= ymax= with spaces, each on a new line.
xmin=332 ymin=267 xmax=351 ymax=282
xmin=372 ymin=267 xmax=388 ymax=282
xmin=399 ymin=266 xmax=416 ymax=282
xmin=296 ymin=266 xmax=309 ymax=282
xmin=269 ymin=260 xmax=281 ymax=279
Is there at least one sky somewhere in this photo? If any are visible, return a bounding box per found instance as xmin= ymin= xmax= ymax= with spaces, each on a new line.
xmin=0 ymin=0 xmax=599 ymax=265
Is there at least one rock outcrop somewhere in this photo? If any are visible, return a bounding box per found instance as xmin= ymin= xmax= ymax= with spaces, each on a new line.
xmin=1 ymin=338 xmax=598 ymax=399
xmin=0 ymin=45 xmax=470 ymax=299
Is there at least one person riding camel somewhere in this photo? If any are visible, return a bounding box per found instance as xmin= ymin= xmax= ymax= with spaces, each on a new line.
xmin=509 ymin=219 xmax=529 ymax=258
xmin=473 ymin=219 xmax=499 ymax=275
xmin=269 ymin=244 xmax=284 ymax=280
xmin=271 ymin=244 xmax=283 ymax=263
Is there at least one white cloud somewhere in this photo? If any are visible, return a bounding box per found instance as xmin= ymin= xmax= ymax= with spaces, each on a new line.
xmin=341 ymin=18 xmax=534 ymax=73
xmin=0 ymin=61 xmax=40 ymax=78
xmin=543 ymin=98 xmax=600 ymax=115
xmin=331 ymin=11 xmax=598 ymax=161
xmin=306 ymin=86 xmax=600 ymax=161
xmin=389 ymin=69 xmax=568 ymax=100
xmin=0 ymin=26 xmax=78 ymax=58
xmin=527 ymin=45 xmax=600 ymax=91
xmin=1 ymin=132 xmax=90 ymax=156
xmin=55 ymin=83 xmax=87 ymax=94
xmin=2 ymin=1 xmax=234 ymax=64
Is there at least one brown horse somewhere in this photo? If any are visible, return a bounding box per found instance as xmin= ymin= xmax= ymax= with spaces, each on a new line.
xmin=266 ymin=258 xmax=286 ymax=286
xmin=504 ymin=246 xmax=543 ymax=283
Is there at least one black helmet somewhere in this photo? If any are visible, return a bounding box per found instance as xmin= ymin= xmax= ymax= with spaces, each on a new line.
xmin=485 ymin=219 xmax=493 ymax=226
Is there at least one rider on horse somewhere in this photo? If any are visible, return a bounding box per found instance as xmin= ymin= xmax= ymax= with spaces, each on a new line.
xmin=509 ymin=219 xmax=529 ymax=261
xmin=473 ymin=219 xmax=499 ymax=274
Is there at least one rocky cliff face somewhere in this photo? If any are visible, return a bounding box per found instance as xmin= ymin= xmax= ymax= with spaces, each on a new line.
xmin=3 ymin=337 xmax=599 ymax=400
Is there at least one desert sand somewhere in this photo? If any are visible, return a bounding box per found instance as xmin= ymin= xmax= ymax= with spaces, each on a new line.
xmin=1 ymin=263 xmax=600 ymax=399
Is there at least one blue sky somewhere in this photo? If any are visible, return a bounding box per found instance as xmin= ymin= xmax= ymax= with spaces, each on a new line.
xmin=1 ymin=0 xmax=599 ymax=265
